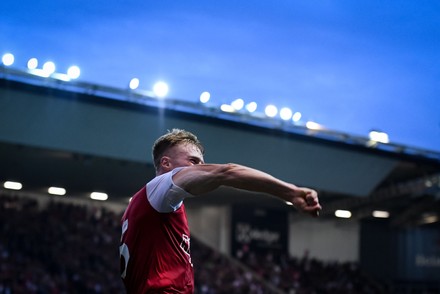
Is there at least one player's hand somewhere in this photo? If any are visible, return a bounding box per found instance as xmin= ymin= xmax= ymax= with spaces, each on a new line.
xmin=291 ymin=187 xmax=321 ymax=217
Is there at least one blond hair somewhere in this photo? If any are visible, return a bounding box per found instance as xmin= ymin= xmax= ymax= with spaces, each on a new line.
xmin=152 ymin=129 xmax=204 ymax=171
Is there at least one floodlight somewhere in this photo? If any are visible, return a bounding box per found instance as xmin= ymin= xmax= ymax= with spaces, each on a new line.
xmin=67 ymin=66 xmax=81 ymax=79
xmin=306 ymin=121 xmax=322 ymax=130
xmin=231 ymin=98 xmax=244 ymax=111
xmin=292 ymin=112 xmax=302 ymax=122
xmin=129 ymin=78 xmax=140 ymax=90
xmin=90 ymin=192 xmax=108 ymax=201
xmin=1 ymin=53 xmax=14 ymax=66
xmin=280 ymin=107 xmax=293 ymax=121
xmin=421 ymin=213 xmax=438 ymax=224
xmin=372 ymin=210 xmax=390 ymax=218
xmin=335 ymin=210 xmax=351 ymax=218
xmin=27 ymin=58 xmax=38 ymax=70
xmin=4 ymin=181 xmax=22 ymax=190
xmin=245 ymin=102 xmax=257 ymax=113
xmin=220 ymin=104 xmax=235 ymax=113
xmin=42 ymin=61 xmax=56 ymax=75
xmin=153 ymin=81 xmax=169 ymax=98
xmin=264 ymin=105 xmax=278 ymax=117
xmin=48 ymin=187 xmax=66 ymax=196
xmin=200 ymin=91 xmax=210 ymax=103
xmin=369 ymin=130 xmax=389 ymax=144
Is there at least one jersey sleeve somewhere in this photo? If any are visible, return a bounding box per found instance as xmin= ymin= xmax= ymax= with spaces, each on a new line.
xmin=146 ymin=167 xmax=194 ymax=213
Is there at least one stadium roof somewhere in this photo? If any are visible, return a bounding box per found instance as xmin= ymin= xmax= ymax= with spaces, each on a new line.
xmin=1 ymin=69 xmax=439 ymax=227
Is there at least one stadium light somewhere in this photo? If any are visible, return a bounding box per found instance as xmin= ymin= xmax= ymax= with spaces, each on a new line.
xmin=292 ymin=112 xmax=302 ymax=123
xmin=265 ymin=105 xmax=278 ymax=117
xmin=231 ymin=98 xmax=244 ymax=111
xmin=48 ymin=187 xmax=66 ymax=196
xmin=335 ymin=210 xmax=352 ymax=218
xmin=153 ymin=81 xmax=169 ymax=98
xmin=369 ymin=130 xmax=389 ymax=144
xmin=1 ymin=53 xmax=14 ymax=66
xmin=200 ymin=91 xmax=210 ymax=103
xmin=245 ymin=102 xmax=257 ymax=113
xmin=3 ymin=181 xmax=22 ymax=190
xmin=129 ymin=78 xmax=140 ymax=90
xmin=280 ymin=107 xmax=293 ymax=121
xmin=372 ymin=210 xmax=390 ymax=218
xmin=42 ymin=61 xmax=56 ymax=75
xmin=27 ymin=58 xmax=38 ymax=70
xmin=421 ymin=213 xmax=438 ymax=224
xmin=306 ymin=121 xmax=323 ymax=130
xmin=67 ymin=66 xmax=81 ymax=79
xmin=220 ymin=104 xmax=235 ymax=113
xmin=90 ymin=192 xmax=108 ymax=201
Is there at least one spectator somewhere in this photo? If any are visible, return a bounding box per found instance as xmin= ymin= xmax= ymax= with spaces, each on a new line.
xmin=0 ymin=193 xmax=385 ymax=294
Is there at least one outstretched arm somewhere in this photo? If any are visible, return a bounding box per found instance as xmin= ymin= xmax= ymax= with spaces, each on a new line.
xmin=172 ymin=163 xmax=321 ymax=217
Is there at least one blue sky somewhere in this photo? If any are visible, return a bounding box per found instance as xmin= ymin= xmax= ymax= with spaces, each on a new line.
xmin=1 ymin=0 xmax=439 ymax=152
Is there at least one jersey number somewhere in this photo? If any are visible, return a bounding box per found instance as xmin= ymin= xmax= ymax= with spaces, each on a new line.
xmin=120 ymin=219 xmax=129 ymax=278
xmin=119 ymin=243 xmax=130 ymax=278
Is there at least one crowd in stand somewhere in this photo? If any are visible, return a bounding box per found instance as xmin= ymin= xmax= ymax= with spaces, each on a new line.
xmin=0 ymin=194 xmax=123 ymax=293
xmin=235 ymin=248 xmax=380 ymax=294
xmin=1 ymin=193 xmax=382 ymax=294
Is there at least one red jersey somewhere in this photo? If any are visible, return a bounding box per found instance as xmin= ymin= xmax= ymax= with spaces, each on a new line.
xmin=120 ymin=182 xmax=194 ymax=293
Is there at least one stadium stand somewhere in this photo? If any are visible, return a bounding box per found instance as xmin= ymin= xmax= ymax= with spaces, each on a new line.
xmin=1 ymin=192 xmax=391 ymax=294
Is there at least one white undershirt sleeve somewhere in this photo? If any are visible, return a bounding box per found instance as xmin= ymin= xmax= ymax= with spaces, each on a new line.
xmin=146 ymin=167 xmax=194 ymax=213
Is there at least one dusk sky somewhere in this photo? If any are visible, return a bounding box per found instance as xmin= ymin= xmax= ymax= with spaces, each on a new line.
xmin=1 ymin=1 xmax=439 ymax=152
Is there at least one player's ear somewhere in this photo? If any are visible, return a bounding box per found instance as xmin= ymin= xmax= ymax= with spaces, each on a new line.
xmin=160 ymin=156 xmax=171 ymax=169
